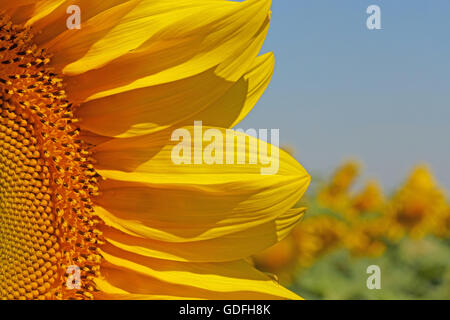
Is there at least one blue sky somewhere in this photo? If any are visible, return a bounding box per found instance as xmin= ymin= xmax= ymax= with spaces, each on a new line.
xmin=239 ymin=0 xmax=450 ymax=191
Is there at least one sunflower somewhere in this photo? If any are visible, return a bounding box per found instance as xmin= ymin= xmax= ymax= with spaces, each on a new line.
xmin=351 ymin=180 xmax=384 ymax=215
xmin=292 ymin=215 xmax=346 ymax=269
xmin=343 ymin=219 xmax=386 ymax=258
xmin=317 ymin=160 xmax=361 ymax=211
xmin=0 ymin=0 xmax=310 ymax=300
xmin=386 ymin=165 xmax=446 ymax=240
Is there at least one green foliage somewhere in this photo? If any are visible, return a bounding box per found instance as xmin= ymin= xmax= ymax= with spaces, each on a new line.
xmin=289 ymin=237 xmax=450 ymax=300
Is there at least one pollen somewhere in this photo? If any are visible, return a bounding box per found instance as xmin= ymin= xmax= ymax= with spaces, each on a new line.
xmin=0 ymin=15 xmax=103 ymax=300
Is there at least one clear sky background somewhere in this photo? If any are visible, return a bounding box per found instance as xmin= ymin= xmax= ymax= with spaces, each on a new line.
xmin=239 ymin=0 xmax=450 ymax=191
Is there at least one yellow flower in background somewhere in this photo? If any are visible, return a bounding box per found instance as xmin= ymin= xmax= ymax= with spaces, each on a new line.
xmin=343 ymin=219 xmax=386 ymax=257
xmin=0 ymin=0 xmax=311 ymax=300
xmin=387 ymin=165 xmax=447 ymax=240
xmin=434 ymin=206 xmax=450 ymax=238
xmin=351 ymin=180 xmax=384 ymax=215
xmin=292 ymin=215 xmax=346 ymax=268
xmin=252 ymin=161 xmax=449 ymax=287
xmin=342 ymin=180 xmax=387 ymax=257
xmin=253 ymin=214 xmax=345 ymax=282
xmin=317 ymin=160 xmax=360 ymax=211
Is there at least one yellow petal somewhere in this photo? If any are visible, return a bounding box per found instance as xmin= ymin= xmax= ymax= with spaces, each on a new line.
xmin=4 ymin=0 xmax=136 ymax=45
xmin=63 ymin=0 xmax=269 ymax=73
xmin=75 ymin=53 xmax=274 ymax=137
xmin=56 ymin=0 xmax=270 ymax=102
xmin=0 ymin=0 xmax=37 ymax=10
xmin=25 ymin=0 xmax=67 ymax=27
xmin=176 ymin=52 xmax=275 ymax=130
xmin=92 ymin=127 xmax=310 ymax=242
xmin=2 ymin=0 xmax=62 ymax=25
xmin=95 ymin=249 xmax=301 ymax=300
xmin=97 ymin=207 xmax=305 ymax=262
xmin=41 ymin=0 xmax=141 ymax=68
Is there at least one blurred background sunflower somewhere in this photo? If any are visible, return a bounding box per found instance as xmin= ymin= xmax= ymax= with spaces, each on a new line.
xmin=248 ymin=1 xmax=449 ymax=300
xmin=254 ymin=161 xmax=450 ymax=299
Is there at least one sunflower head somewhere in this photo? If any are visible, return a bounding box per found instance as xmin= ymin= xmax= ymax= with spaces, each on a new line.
xmin=292 ymin=215 xmax=346 ymax=268
xmin=387 ymin=165 xmax=447 ymax=239
xmin=351 ymin=180 xmax=384 ymax=214
xmin=0 ymin=14 xmax=103 ymax=300
xmin=1 ymin=0 xmax=310 ymax=300
xmin=318 ymin=160 xmax=361 ymax=210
